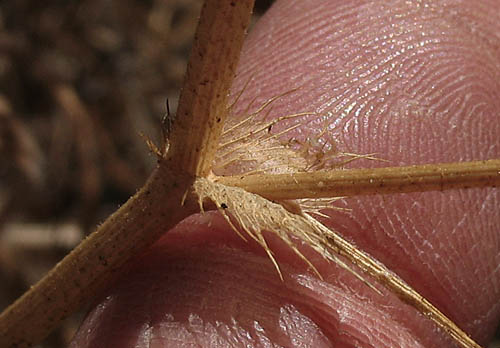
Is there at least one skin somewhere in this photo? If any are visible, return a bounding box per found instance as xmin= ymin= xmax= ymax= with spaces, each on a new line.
xmin=71 ymin=0 xmax=500 ymax=347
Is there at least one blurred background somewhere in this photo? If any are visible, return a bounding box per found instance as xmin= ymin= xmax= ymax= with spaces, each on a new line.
xmin=0 ymin=0 xmax=272 ymax=346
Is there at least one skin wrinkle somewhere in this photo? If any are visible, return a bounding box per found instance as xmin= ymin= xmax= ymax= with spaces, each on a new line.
xmin=291 ymin=273 xmax=424 ymax=348
xmin=157 ymin=250 xmax=329 ymax=348
xmin=238 ymin=0 xmax=500 ymax=156
xmin=340 ymin=186 xmax=496 ymax=338
xmin=358 ymin=196 xmax=411 ymax=264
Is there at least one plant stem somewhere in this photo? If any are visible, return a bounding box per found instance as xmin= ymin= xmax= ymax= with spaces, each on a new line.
xmin=166 ymin=0 xmax=254 ymax=177
xmin=216 ymin=159 xmax=500 ymax=199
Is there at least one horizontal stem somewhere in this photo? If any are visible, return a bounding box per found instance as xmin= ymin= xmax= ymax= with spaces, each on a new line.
xmin=216 ymin=159 xmax=500 ymax=199
xmin=0 ymin=169 xmax=198 ymax=347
